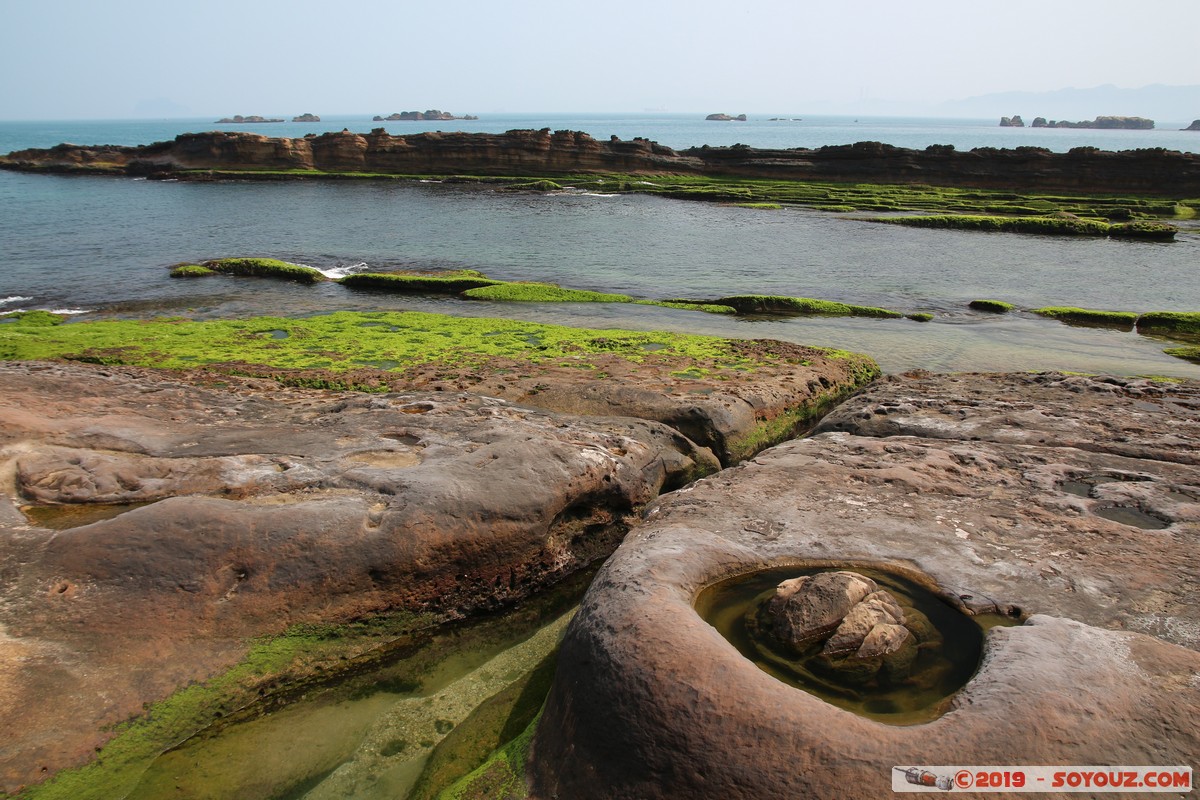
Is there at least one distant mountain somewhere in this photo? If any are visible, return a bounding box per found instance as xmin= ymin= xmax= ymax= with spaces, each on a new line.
xmin=940 ymin=84 xmax=1200 ymax=125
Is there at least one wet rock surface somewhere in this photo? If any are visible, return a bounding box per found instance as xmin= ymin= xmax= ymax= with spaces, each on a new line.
xmin=531 ymin=371 xmax=1200 ymax=800
xmin=0 ymin=361 xmax=719 ymax=792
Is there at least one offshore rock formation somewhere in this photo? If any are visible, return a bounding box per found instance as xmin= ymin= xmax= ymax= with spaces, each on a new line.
xmin=1185 ymin=119 xmax=1200 ymax=131
xmin=998 ymin=114 xmax=1025 ymax=127
xmin=214 ymin=115 xmax=283 ymax=123
xmin=5 ymin=128 xmax=1200 ymax=195
xmin=373 ymin=110 xmax=477 ymax=121
xmin=291 ymin=113 xmax=320 ymax=122
xmin=531 ymin=372 xmax=1200 ymax=799
xmin=1028 ymin=115 xmax=1154 ymax=129
xmin=705 ymin=113 xmax=747 ymax=121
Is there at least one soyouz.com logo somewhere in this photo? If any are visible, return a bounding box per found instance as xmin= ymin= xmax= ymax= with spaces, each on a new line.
xmin=893 ymin=766 xmax=1192 ymax=792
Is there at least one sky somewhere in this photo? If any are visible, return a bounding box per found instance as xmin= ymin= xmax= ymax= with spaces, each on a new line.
xmin=2 ymin=0 xmax=1198 ymax=120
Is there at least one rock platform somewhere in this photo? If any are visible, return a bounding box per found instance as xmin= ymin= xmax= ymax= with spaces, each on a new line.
xmin=0 ymin=360 xmax=721 ymax=792
xmin=530 ymin=372 xmax=1200 ymax=799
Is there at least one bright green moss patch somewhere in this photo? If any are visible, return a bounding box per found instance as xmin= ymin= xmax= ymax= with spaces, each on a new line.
xmin=712 ymin=295 xmax=903 ymax=318
xmin=0 ymin=310 xmax=65 ymax=327
xmin=1137 ymin=311 xmax=1200 ymax=337
xmin=1108 ymin=221 xmax=1178 ymax=240
xmin=879 ymin=214 xmax=1177 ymax=240
xmin=201 ymin=257 xmax=325 ymax=283
xmin=969 ymin=299 xmax=1015 ymax=313
xmin=733 ymin=202 xmax=783 ymax=209
xmin=880 ymin=215 xmax=1113 ymax=237
xmin=0 ymin=310 xmax=786 ymax=375
xmin=906 ymin=312 xmax=934 ymax=322
xmin=1164 ymin=345 xmax=1200 ymax=364
xmin=462 ymin=283 xmax=633 ymax=304
xmin=1030 ymin=306 xmax=1138 ymax=329
xmin=339 ymin=272 xmax=504 ymax=294
xmin=636 ymin=300 xmax=737 ymax=315
xmin=169 ymin=264 xmax=216 ymax=278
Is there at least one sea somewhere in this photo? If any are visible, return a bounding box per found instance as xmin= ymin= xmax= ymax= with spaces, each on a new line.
xmin=1 ymin=112 xmax=1198 ymax=378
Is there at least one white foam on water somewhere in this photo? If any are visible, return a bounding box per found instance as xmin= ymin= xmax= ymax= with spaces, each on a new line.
xmin=47 ymin=308 xmax=91 ymax=315
xmin=296 ymin=261 xmax=371 ymax=280
xmin=0 ymin=296 xmax=33 ymax=306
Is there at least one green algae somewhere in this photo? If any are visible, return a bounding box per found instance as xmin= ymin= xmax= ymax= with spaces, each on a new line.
xmin=636 ymin=299 xmax=737 ymax=315
xmin=434 ymin=713 xmax=538 ymax=800
xmin=502 ymin=179 xmax=563 ymax=192
xmin=410 ymin=655 xmax=556 ymax=800
xmin=169 ymin=264 xmax=216 ymax=278
xmin=879 ymin=214 xmax=1177 ymax=240
xmin=1164 ymin=345 xmax=1200 ymax=363
xmin=461 ymin=283 xmax=634 ymax=304
xmin=969 ymin=299 xmax=1015 ymax=313
xmin=18 ymin=610 xmax=432 ymax=800
xmin=711 ymin=295 xmax=903 ymax=319
xmin=879 ymin=215 xmax=1113 ymax=236
xmin=733 ymin=202 xmax=783 ymax=209
xmin=200 ymin=257 xmax=326 ymax=283
xmin=1030 ymin=306 xmax=1138 ymax=329
xmin=0 ymin=310 xmax=791 ymax=376
xmin=0 ymin=310 xmax=65 ymax=327
xmin=339 ymin=272 xmax=504 ymax=294
xmin=1137 ymin=311 xmax=1200 ymax=337
xmin=906 ymin=312 xmax=934 ymax=322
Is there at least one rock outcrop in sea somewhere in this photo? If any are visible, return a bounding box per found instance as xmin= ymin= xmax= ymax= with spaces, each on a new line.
xmin=214 ymin=115 xmax=284 ymax=123
xmin=372 ymin=110 xmax=478 ymax=121
xmin=1024 ymin=115 xmax=1154 ymax=129
xmin=4 ymin=128 xmax=1199 ymax=195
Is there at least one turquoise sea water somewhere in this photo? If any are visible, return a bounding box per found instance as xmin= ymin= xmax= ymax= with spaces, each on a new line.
xmin=1 ymin=114 xmax=1198 ymax=377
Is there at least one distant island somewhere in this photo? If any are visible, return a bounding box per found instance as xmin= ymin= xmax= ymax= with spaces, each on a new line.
xmin=373 ymin=110 xmax=478 ymax=121
xmin=292 ymin=113 xmax=320 ymax=123
xmin=1185 ymin=120 xmax=1200 ymax=131
xmin=1000 ymin=115 xmax=1154 ymax=129
xmin=706 ymin=113 xmax=747 ymax=121
xmin=215 ymin=115 xmax=284 ymax=124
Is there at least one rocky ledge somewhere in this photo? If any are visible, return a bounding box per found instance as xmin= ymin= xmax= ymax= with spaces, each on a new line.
xmin=0 ymin=361 xmax=718 ymax=792
xmin=531 ymin=371 xmax=1200 ymax=799
xmin=0 ymin=333 xmax=869 ymax=793
xmin=3 ymin=128 xmax=1199 ymax=195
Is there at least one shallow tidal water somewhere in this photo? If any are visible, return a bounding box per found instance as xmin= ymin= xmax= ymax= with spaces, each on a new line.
xmin=2 ymin=170 xmax=1198 ymax=378
xmin=117 ymin=569 xmax=590 ymax=800
xmin=694 ymin=566 xmax=1016 ymax=725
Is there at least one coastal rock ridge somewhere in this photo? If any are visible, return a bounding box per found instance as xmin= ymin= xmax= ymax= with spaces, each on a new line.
xmin=4 ymin=128 xmax=1199 ymax=194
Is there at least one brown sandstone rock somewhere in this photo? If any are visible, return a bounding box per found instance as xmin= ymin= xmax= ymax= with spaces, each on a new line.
xmin=0 ymin=361 xmax=718 ymax=792
xmin=530 ymin=372 xmax=1200 ymax=800
xmin=5 ymin=130 xmax=1199 ymax=195
xmin=765 ymin=570 xmax=876 ymax=646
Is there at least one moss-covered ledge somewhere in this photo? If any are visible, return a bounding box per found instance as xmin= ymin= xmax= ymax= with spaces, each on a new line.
xmin=0 ymin=310 xmax=880 ymax=465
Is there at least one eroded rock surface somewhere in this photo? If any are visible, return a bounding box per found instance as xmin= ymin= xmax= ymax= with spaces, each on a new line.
xmin=0 ymin=361 xmax=718 ymax=792
xmin=531 ymin=372 xmax=1200 ymax=800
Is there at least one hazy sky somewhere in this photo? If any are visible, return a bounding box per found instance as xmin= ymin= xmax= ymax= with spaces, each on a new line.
xmin=2 ymin=0 xmax=1197 ymax=119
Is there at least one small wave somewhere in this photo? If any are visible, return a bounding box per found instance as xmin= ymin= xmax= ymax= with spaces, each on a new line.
xmin=295 ymin=261 xmax=371 ymax=280
xmin=418 ymin=179 xmax=443 ymax=184
xmin=1 ymin=296 xmax=33 ymax=306
xmin=0 ymin=307 xmax=90 ymax=316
